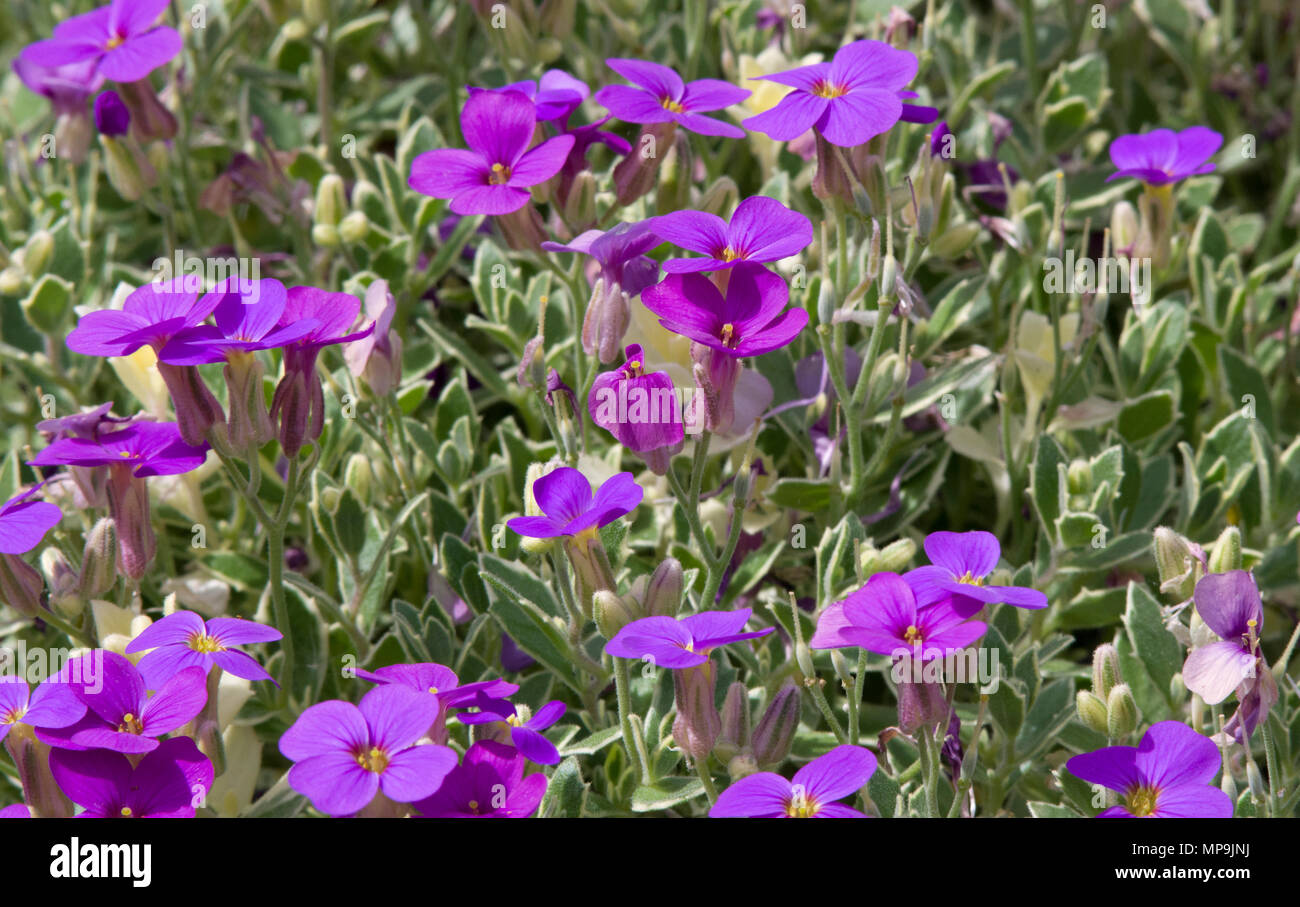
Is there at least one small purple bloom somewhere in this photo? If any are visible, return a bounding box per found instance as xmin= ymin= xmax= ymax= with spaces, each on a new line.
xmin=1107 ymin=127 xmax=1223 ymax=185
xmin=477 ymin=69 xmax=589 ymax=123
xmin=542 ymin=221 xmax=661 ymax=297
xmin=353 ymin=662 xmax=518 ymax=745
xmin=604 ymin=607 xmax=776 ymax=669
xmin=11 ymin=57 xmax=104 ymax=114
xmin=38 ymin=652 xmax=207 ymax=754
xmin=279 ymin=686 xmax=457 ymax=817
xmin=93 ymin=89 xmax=130 ymax=135
xmin=21 ymin=0 xmax=182 ymax=83
xmin=0 ymin=805 xmax=30 ymax=818
xmin=455 ymin=694 xmax=566 ymax=765
xmin=157 ymin=278 xmax=318 ymax=365
xmin=902 ymin=530 xmax=1048 ymax=617
xmin=0 ymin=676 xmax=86 ymax=743
xmin=506 ymin=467 xmax=643 ymax=541
xmin=710 ymin=744 xmax=877 ymax=817
xmin=649 ymin=196 xmax=813 ymax=273
xmin=0 ymin=484 xmax=62 ymax=555
xmin=49 ymin=735 xmax=213 ymax=818
xmin=31 ymin=420 xmax=207 ymax=477
xmin=501 ymin=634 xmax=537 ymax=673
xmin=594 ymin=59 xmax=750 ymax=138
xmin=930 ymin=120 xmax=953 ymax=157
xmin=743 ymin=40 xmax=926 ymax=147
xmin=65 ymin=277 xmax=224 ymax=359
xmin=641 ymin=262 xmax=808 ymax=357
xmin=809 ymin=571 xmax=986 ymax=657
xmin=124 ymin=610 xmax=282 ymax=689
xmin=408 ymin=89 xmax=575 ymax=216
xmin=1182 ymin=570 xmax=1265 ymax=705
xmin=413 ymin=740 xmax=548 ymax=818
xmin=588 ymin=344 xmax=686 ymax=458
xmin=1067 ymin=721 xmax=1234 ymax=818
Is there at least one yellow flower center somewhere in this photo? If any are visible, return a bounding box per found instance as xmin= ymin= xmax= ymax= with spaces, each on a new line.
xmin=506 ymin=714 xmax=523 ymax=727
xmin=468 ymin=799 xmax=480 ymax=813
xmin=1 ymin=707 xmax=24 ymax=725
xmin=811 ymin=80 xmax=850 ymax=99
xmin=427 ymin=686 xmax=439 ymax=695
xmin=106 ymin=35 xmax=125 ymax=51
xmin=903 ymin=625 xmax=923 ymax=645
xmin=120 ymin=806 xmax=133 ymax=817
xmin=1126 ymin=785 xmax=1159 ymax=817
xmin=785 ymin=789 xmax=819 ymax=817
xmin=957 ymin=571 xmax=983 ymax=586
xmin=118 ymin=450 xmax=133 ymax=457
xmin=720 ymin=247 xmax=743 ymax=262
xmin=355 ymin=746 xmax=389 ymax=774
xmin=188 ymin=632 xmax=225 ymax=653
xmin=488 ymin=162 xmax=511 ymax=185
xmin=118 ymin=713 xmax=143 ymax=735
xmin=661 ymin=97 xmax=685 ymax=114
xmin=720 ymin=323 xmax=736 ymax=347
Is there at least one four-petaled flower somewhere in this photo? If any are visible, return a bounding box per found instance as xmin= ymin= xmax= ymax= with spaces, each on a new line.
xmin=810 ymin=571 xmax=986 ymax=657
xmin=124 ymin=610 xmax=283 ymax=689
xmin=1182 ymin=570 xmax=1266 ymax=705
xmin=455 ymin=694 xmax=567 ymax=766
xmin=649 ymin=196 xmax=813 ymax=273
xmin=0 ymin=484 xmax=62 ymax=555
xmin=49 ymin=735 xmax=214 ymax=818
xmin=711 ymin=745 xmax=877 ymax=818
xmin=1066 ymin=721 xmax=1234 ymax=818
xmin=21 ymin=0 xmax=182 ymax=83
xmin=413 ymin=740 xmax=548 ymax=818
xmin=594 ymin=59 xmax=750 ymax=138
xmin=1107 ymin=127 xmax=1222 ymax=185
xmin=0 ymin=676 xmax=85 ymax=743
xmin=506 ymin=467 xmax=643 ymax=543
xmin=903 ymin=530 xmax=1048 ymax=618
xmin=605 ymin=608 xmax=776 ymax=669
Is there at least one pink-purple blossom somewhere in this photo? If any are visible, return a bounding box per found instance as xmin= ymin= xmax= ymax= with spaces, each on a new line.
xmin=649 ymin=196 xmax=813 ymax=273
xmin=21 ymin=0 xmax=183 ymax=83
xmin=49 ymin=735 xmax=214 ymax=818
xmin=124 ymin=610 xmax=283 ymax=689
xmin=594 ymin=58 xmax=750 ymax=138
xmin=506 ymin=467 xmax=643 ymax=541
xmin=604 ymin=607 xmax=776 ymax=669
xmin=1107 ymin=126 xmax=1223 ymax=185
xmin=412 ymin=740 xmax=548 ymax=818
xmin=809 ymin=571 xmax=986 ymax=657
xmin=710 ymin=744 xmax=877 ymax=817
xmin=902 ymin=530 xmax=1048 ymax=617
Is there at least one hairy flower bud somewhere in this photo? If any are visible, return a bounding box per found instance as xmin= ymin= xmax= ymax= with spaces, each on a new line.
xmin=0 ymin=554 xmax=45 ymax=617
xmin=40 ymin=548 xmax=79 ymax=617
xmin=1154 ymin=526 xmax=1201 ymax=600
xmin=876 ymin=538 xmax=916 ymax=573
xmin=1092 ymin=643 xmax=1121 ymax=699
xmin=672 ymin=662 xmax=720 ymax=762
xmin=224 ymin=353 xmax=274 ymax=452
xmin=338 ymin=211 xmax=370 ymax=244
xmin=644 ymin=557 xmax=684 ymax=618
xmin=612 ymin=123 xmax=674 ymax=205
xmin=1106 ymin=683 xmax=1138 ymax=738
xmin=715 ymin=681 xmax=750 ymax=762
xmin=1207 ymin=526 xmax=1242 ymax=574
xmin=77 ymin=518 xmax=118 ymax=601
xmin=314 ymin=174 xmax=345 ymax=227
xmin=106 ymin=467 xmax=155 ymax=580
xmin=593 ymin=589 xmax=636 ymax=640
xmin=157 ymin=362 xmax=227 ymax=448
xmin=752 ymin=684 xmax=801 ymax=767
xmin=1076 ymin=690 xmax=1109 ymax=735
xmin=795 ymin=642 xmax=814 ymax=678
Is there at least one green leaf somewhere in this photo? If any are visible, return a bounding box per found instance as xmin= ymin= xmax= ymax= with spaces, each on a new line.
xmin=560 ymin=725 xmax=623 ymax=756
xmin=766 ymin=478 xmax=831 ymax=512
xmin=20 ymin=274 xmax=73 ymax=334
xmin=484 ymin=589 xmax=583 ymax=694
xmin=1122 ymin=581 xmax=1181 ymax=707
xmin=1117 ymin=390 xmax=1175 ymax=443
xmin=1030 ymin=435 xmax=1067 ymax=544
xmin=334 ymin=489 xmax=367 ymax=559
xmin=867 ymin=769 xmax=901 ymax=819
xmin=540 ymin=756 xmax=587 ymax=818
xmin=480 ymin=553 xmax=562 ymax=618
xmin=1042 ymin=96 xmax=1090 ymax=151
xmin=1219 ymin=345 xmax=1274 ymax=436
xmin=631 ymin=777 xmax=705 ymax=812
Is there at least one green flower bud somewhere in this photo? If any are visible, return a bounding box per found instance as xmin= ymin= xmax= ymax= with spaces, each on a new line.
xmin=22 ymin=231 xmax=53 ymax=278
xmin=727 ymin=753 xmax=759 ymax=780
xmin=1110 ymin=200 xmax=1139 ymax=253
xmin=539 ymin=0 xmax=576 ymax=36
xmin=40 ymin=548 xmax=80 ymax=617
xmin=795 ymin=642 xmax=814 ymax=678
xmin=311 ymin=224 xmax=341 ymax=248
xmin=593 ymin=589 xmax=636 ymax=640
xmin=77 ymin=518 xmax=118 ymax=601
xmin=1106 ymin=683 xmax=1138 ymax=739
xmin=339 ymin=211 xmax=369 ymax=244
xmin=876 ymin=538 xmax=916 ymax=573
xmin=1220 ymin=765 xmax=1237 ymax=803
xmin=1246 ymin=759 xmax=1265 ymax=801
xmin=343 ymin=454 xmax=372 ymax=506
xmin=880 ymin=255 xmax=897 ymax=299
xmin=1092 ymin=643 xmax=1121 ymax=698
xmin=1153 ymin=526 xmax=1200 ymax=601
xmin=280 ymin=17 xmax=311 ymax=41
xmin=697 ymin=176 xmax=739 ymax=218
xmin=1169 ymin=672 xmax=1187 ymax=704
xmin=643 ymin=557 xmax=683 ymax=618
xmin=1208 ymin=526 xmax=1242 ymax=574
xmin=1066 ymin=460 xmax=1091 ymax=495
xmin=715 ymin=681 xmax=750 ymax=761
xmin=562 ymin=170 xmax=597 ymax=232
xmin=817 ymin=280 xmax=836 ymax=326
xmin=520 ymin=461 xmax=562 ymax=555
xmin=751 ymin=684 xmax=801 ymax=767
xmin=928 ymin=221 xmax=981 ymax=260
xmin=1076 ymin=690 xmax=1109 ymax=735
xmin=314 ymin=174 xmax=345 ymax=227
xmin=100 ymin=135 xmax=155 ymax=201
xmin=831 ymin=649 xmax=854 ymax=688
xmin=0 ymin=267 xmax=26 ymax=296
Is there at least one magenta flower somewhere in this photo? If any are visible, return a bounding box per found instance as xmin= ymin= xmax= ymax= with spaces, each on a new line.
xmin=542 ymin=221 xmax=661 ymax=297
xmin=49 ymin=736 xmax=213 ymax=819
xmin=30 ymin=420 xmax=207 ymax=478
xmin=593 ymin=59 xmax=750 ymax=138
xmin=124 ymin=611 xmax=283 ymax=689
xmin=809 ymin=572 xmax=986 ymax=657
xmin=743 ymin=40 xmax=930 ymax=147
xmin=902 ymin=530 xmax=1048 ymax=618
xmin=455 ymin=694 xmax=567 ymax=765
xmin=0 ymin=805 xmax=29 ymax=819
xmin=353 ymin=662 xmax=518 ymax=745
xmin=650 ymin=196 xmax=813 ymax=273
xmin=279 ymin=686 xmax=457 ymax=817
xmin=408 ymin=89 xmax=575 ymax=216
xmin=1067 ymin=721 xmax=1234 ymax=818
xmin=506 ymin=467 xmax=643 ymax=541
xmin=413 ymin=740 xmax=548 ymax=818
xmin=711 ymin=745 xmax=877 ymax=818
xmin=479 ymin=69 xmax=590 ymax=123
xmin=0 ymin=484 xmax=62 ymax=555
xmin=21 ymin=0 xmax=182 ymax=83
xmin=157 ymin=278 xmax=317 ymax=365
xmin=1107 ymin=127 xmax=1222 ymax=185
xmin=604 ymin=608 xmax=776 ymax=669
xmin=641 ymin=262 xmax=808 ymax=357
xmin=65 ymin=277 xmax=224 ymax=359
xmin=588 ymin=344 xmax=686 ymax=467
xmin=0 ymin=676 xmax=86 ymax=743
xmin=11 ymin=57 xmax=104 ymax=115
xmin=37 ymin=652 xmax=207 ymax=754
xmin=1182 ymin=571 xmax=1265 ymax=705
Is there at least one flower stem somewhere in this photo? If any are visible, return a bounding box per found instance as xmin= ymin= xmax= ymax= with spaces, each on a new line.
xmin=614 ymin=658 xmax=645 ymax=783
xmin=694 ymin=756 xmax=718 ymax=806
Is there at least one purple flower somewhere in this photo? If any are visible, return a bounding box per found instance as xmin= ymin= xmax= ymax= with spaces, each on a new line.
xmin=902 ymin=530 xmax=1048 ymax=618
xmin=930 ymin=120 xmax=953 ymax=157
xmin=0 ymin=484 xmax=62 ymax=555
xmin=588 ymin=344 xmax=686 ymax=465
xmin=408 ymin=89 xmax=575 ymax=216
xmin=1066 ymin=721 xmax=1234 ymax=818
xmin=604 ymin=608 xmax=776 ymax=669
xmin=506 ymin=468 xmax=643 ymax=541
xmin=21 ymin=0 xmax=182 ymax=83
xmin=279 ymin=686 xmax=457 ymax=817
xmin=594 ymin=59 xmax=750 ymax=138
xmin=38 ymin=652 xmax=207 ymax=754
xmin=93 ymin=89 xmax=130 ymax=135
xmin=31 ymin=420 xmax=207 ymax=477
xmin=0 ymin=805 xmax=30 ymax=819
xmin=49 ymin=735 xmax=213 ymax=818
xmin=0 ymin=676 xmax=86 ymax=743
xmin=413 ymin=740 xmax=547 ymax=818
xmin=710 ymin=744 xmax=877 ymax=817
xmin=743 ymin=40 xmax=928 ymax=147
xmin=1107 ymin=127 xmax=1223 ymax=185
xmin=809 ymin=571 xmax=986 ymax=657
xmin=124 ymin=610 xmax=282 ymax=689
xmin=157 ymin=278 xmax=317 ymax=365
xmin=353 ymin=662 xmax=518 ymax=745
xmin=455 ymin=694 xmax=566 ymax=765
xmin=478 ymin=69 xmax=589 ymax=123
xmin=641 ymin=262 xmax=808 ymax=357
xmin=11 ymin=57 xmax=104 ymax=114
xmin=649 ymin=196 xmax=813 ymax=273
xmin=65 ymin=277 xmax=225 ymax=359
xmin=542 ymin=221 xmax=661 ymax=297
xmin=1182 ymin=571 xmax=1265 ymax=705
xmin=501 ymin=634 xmax=537 ymax=673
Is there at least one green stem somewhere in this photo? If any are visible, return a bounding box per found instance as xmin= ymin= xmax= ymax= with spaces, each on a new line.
xmin=695 ymin=756 xmax=719 ymax=805
xmin=614 ymin=659 xmax=646 ymax=783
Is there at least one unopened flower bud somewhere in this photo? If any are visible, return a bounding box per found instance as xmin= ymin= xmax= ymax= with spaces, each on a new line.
xmin=106 ymin=468 xmax=155 ymax=580
xmin=1246 ymin=759 xmax=1265 ymax=800
xmin=715 ymin=681 xmax=750 ymax=761
xmin=1207 ymin=526 xmax=1242 ymax=573
xmin=697 ymin=176 xmax=739 ymax=218
xmin=817 ymin=280 xmax=836 ymax=326
xmin=727 ymin=753 xmax=759 ymax=780
xmin=0 ymin=554 xmax=45 ymax=617
xmin=1092 ymin=643 xmax=1121 ymax=699
xmin=1106 ymin=683 xmax=1138 ymax=738
xmin=1220 ymin=766 xmax=1237 ymax=802
xmin=518 ymin=336 xmax=545 ymax=389
xmin=1077 ymin=690 xmax=1108 ymax=735
xmin=880 ymin=255 xmax=898 ymax=298
xmin=831 ymin=649 xmax=854 ymax=688
xmin=876 ymin=538 xmax=916 ymax=573
xmin=343 ymin=454 xmax=372 ymax=506
xmin=1066 ymin=460 xmax=1091 ymax=495
xmin=865 ymin=219 xmax=882 ymax=281
xmin=311 ymin=223 xmax=341 ymax=248
xmin=1111 ymin=201 xmax=1139 ymax=255
xmin=78 ymin=518 xmax=118 ymax=600
xmin=339 ymin=211 xmax=369 ymax=244
xmin=795 ymin=642 xmax=814 ymax=677
xmin=100 ymin=134 xmax=155 ymax=201
xmin=22 ymin=231 xmax=54 ymax=279
xmin=1169 ymin=672 xmax=1187 ymax=704
xmin=0 ymin=267 xmax=26 ymax=296
xmin=1154 ymin=526 xmax=1200 ymax=600
xmin=40 ymin=548 xmax=79 ymax=617
xmin=520 ymin=461 xmax=562 ymax=555
xmin=672 ymin=662 xmax=720 ymax=762
xmin=593 ymin=589 xmax=636 ymax=639
xmin=562 ymin=170 xmax=597 ymax=231
xmin=752 ymin=684 xmax=801 ymax=767
xmin=644 ymin=557 xmax=683 ymax=618
xmin=314 ymin=174 xmax=345 ymax=227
